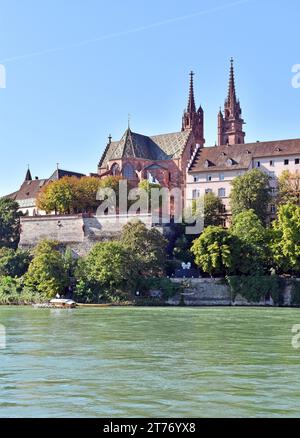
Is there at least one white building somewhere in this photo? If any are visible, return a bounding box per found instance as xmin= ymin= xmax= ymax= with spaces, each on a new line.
xmin=186 ymin=139 xmax=300 ymax=225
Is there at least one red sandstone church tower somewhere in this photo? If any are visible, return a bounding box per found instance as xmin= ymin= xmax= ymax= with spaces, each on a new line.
xmin=182 ymin=71 xmax=205 ymax=148
xmin=218 ymin=59 xmax=245 ymax=146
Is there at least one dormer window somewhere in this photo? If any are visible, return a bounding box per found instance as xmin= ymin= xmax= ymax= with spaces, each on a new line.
xmin=204 ymin=160 xmax=210 ymax=168
xmin=226 ymin=158 xmax=234 ymax=166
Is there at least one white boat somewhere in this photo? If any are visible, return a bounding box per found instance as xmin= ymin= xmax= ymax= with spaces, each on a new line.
xmin=49 ymin=299 xmax=77 ymax=309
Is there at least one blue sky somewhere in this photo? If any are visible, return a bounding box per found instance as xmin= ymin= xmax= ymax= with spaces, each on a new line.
xmin=0 ymin=0 xmax=299 ymax=196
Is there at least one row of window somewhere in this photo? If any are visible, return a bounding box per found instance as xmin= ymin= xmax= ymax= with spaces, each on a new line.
xmin=192 ymin=187 xmax=226 ymax=199
xmin=194 ymin=173 xmax=226 ymax=183
xmin=256 ymin=158 xmax=300 ymax=168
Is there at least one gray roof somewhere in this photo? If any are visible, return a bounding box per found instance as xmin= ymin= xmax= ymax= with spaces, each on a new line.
xmin=99 ymin=128 xmax=191 ymax=168
xmin=49 ymin=168 xmax=86 ymax=180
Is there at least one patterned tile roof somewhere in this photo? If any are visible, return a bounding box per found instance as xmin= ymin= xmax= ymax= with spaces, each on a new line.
xmin=99 ymin=129 xmax=191 ymax=168
xmin=189 ymin=138 xmax=300 ymax=172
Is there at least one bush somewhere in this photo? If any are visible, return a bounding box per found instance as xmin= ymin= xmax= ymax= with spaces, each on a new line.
xmin=0 ymin=247 xmax=31 ymax=278
xmin=75 ymin=241 xmax=135 ymax=303
xmin=227 ymin=275 xmax=282 ymax=304
xmin=24 ymin=240 xmax=68 ymax=298
xmin=0 ymin=276 xmax=43 ymax=304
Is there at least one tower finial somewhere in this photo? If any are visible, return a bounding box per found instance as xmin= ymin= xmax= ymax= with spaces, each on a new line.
xmin=128 ymin=113 xmax=131 ymax=130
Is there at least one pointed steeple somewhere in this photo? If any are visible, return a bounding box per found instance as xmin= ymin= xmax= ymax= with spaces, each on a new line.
xmin=218 ymin=58 xmax=245 ymax=146
xmin=187 ymin=71 xmax=196 ymax=114
xmin=25 ymin=166 xmax=32 ymax=181
xmin=181 ymin=72 xmax=204 ymax=147
xmin=227 ymin=58 xmax=237 ymax=108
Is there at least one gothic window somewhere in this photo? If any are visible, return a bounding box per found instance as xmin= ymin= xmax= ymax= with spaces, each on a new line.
xmin=122 ymin=163 xmax=135 ymax=179
xmin=111 ymin=163 xmax=120 ymax=176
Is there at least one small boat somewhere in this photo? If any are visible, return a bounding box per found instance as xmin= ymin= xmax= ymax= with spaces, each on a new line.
xmin=49 ymin=299 xmax=77 ymax=309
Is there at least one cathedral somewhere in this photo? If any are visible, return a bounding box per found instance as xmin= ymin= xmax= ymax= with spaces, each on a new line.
xmin=97 ymin=59 xmax=246 ymax=190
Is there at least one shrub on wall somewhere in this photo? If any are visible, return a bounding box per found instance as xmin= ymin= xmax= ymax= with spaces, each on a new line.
xmin=227 ymin=276 xmax=282 ymax=305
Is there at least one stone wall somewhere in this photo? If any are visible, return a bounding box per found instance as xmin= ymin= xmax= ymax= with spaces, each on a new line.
xmin=19 ymin=213 xmax=154 ymax=256
xmin=160 ymin=278 xmax=298 ymax=307
xmin=166 ymin=278 xmax=231 ymax=306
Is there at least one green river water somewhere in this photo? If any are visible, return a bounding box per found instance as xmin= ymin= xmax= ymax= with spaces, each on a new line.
xmin=0 ymin=306 xmax=300 ymax=418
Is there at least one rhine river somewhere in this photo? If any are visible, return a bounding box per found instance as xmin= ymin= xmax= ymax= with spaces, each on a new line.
xmin=0 ymin=306 xmax=300 ymax=417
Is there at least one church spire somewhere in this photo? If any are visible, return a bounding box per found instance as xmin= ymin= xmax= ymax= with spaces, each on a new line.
xmin=227 ymin=58 xmax=237 ymax=108
xmin=187 ymin=71 xmax=196 ymax=114
xmin=218 ymin=58 xmax=245 ymax=146
xmin=182 ymin=72 xmax=204 ymax=147
xmin=25 ymin=166 xmax=32 ymax=182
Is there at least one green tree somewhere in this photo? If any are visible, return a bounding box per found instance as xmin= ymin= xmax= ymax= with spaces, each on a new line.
xmin=230 ymin=169 xmax=271 ymax=222
xmin=271 ymin=203 xmax=300 ymax=274
xmin=24 ymin=240 xmax=68 ymax=298
xmin=191 ymin=226 xmax=239 ymax=277
xmin=0 ymin=247 xmax=31 ymax=278
xmin=0 ymin=198 xmax=22 ymax=249
xmin=121 ymin=221 xmax=168 ymax=277
xmin=230 ymin=210 xmax=270 ymax=274
xmin=37 ymin=177 xmax=77 ymax=214
xmin=277 ymin=170 xmax=300 ymax=206
xmin=193 ymin=192 xmax=224 ymax=227
xmin=75 ymin=241 xmax=134 ymax=302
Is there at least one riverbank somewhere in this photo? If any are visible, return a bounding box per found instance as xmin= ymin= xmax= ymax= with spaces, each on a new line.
xmin=1 ymin=276 xmax=300 ymax=307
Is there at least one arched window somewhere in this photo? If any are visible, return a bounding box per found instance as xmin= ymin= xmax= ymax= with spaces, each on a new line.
xmin=122 ymin=163 xmax=135 ymax=179
xmin=111 ymin=163 xmax=120 ymax=176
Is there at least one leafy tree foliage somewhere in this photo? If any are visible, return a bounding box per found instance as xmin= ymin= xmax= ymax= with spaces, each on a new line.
xmin=193 ymin=192 xmax=224 ymax=227
xmin=191 ymin=226 xmax=239 ymax=277
xmin=271 ymin=203 xmax=300 ymax=274
xmin=37 ymin=176 xmax=123 ymax=215
xmin=277 ymin=170 xmax=300 ymax=206
xmin=0 ymin=247 xmax=31 ymax=278
xmin=24 ymin=240 xmax=68 ymax=298
xmin=75 ymin=241 xmax=134 ymax=302
xmin=37 ymin=177 xmax=77 ymax=214
xmin=230 ymin=169 xmax=271 ymax=222
xmin=0 ymin=198 xmax=22 ymax=248
xmin=230 ymin=210 xmax=271 ymax=274
xmin=120 ymin=221 xmax=168 ymax=277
